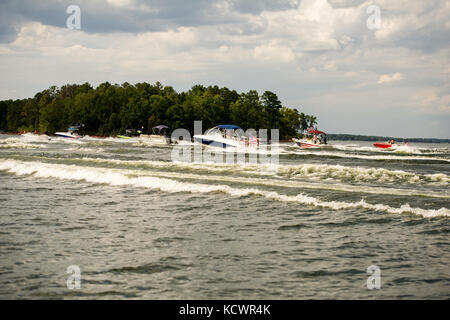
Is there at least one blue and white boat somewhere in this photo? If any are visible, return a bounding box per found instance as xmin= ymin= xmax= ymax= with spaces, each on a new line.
xmin=55 ymin=125 xmax=83 ymax=139
xmin=194 ymin=125 xmax=259 ymax=149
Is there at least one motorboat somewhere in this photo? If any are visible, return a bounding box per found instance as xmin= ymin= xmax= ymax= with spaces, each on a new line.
xmin=117 ymin=129 xmax=142 ymax=139
xmin=193 ymin=124 xmax=259 ymax=149
xmin=373 ymin=142 xmax=393 ymax=149
xmin=293 ymin=129 xmax=331 ymax=149
xmin=373 ymin=140 xmax=406 ymax=149
xmin=55 ymin=125 xmax=83 ymax=139
xmin=139 ymin=125 xmax=173 ymax=144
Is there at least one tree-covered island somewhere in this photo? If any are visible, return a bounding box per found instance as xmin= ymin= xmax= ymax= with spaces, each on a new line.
xmin=0 ymin=82 xmax=318 ymax=140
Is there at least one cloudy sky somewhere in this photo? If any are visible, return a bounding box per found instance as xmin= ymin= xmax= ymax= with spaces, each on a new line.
xmin=0 ymin=0 xmax=449 ymax=138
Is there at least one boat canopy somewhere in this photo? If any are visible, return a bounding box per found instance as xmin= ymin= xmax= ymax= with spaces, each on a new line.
xmin=308 ymin=130 xmax=326 ymax=134
xmin=153 ymin=125 xmax=169 ymax=130
xmin=68 ymin=123 xmax=84 ymax=131
xmin=205 ymin=125 xmax=246 ymax=139
xmin=217 ymin=124 xmax=241 ymax=130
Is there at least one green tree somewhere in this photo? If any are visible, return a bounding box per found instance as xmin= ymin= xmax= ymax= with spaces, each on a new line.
xmin=0 ymin=82 xmax=317 ymax=139
xmin=261 ymin=91 xmax=282 ymax=129
xmin=230 ymin=90 xmax=265 ymax=130
xmin=280 ymin=107 xmax=301 ymax=139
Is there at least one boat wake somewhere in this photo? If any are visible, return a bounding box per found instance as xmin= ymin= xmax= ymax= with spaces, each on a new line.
xmin=65 ymin=157 xmax=449 ymax=186
xmin=0 ymin=159 xmax=448 ymax=218
xmin=284 ymin=149 xmax=450 ymax=162
xmin=332 ymin=143 xmax=448 ymax=155
xmin=0 ymin=137 xmax=46 ymax=149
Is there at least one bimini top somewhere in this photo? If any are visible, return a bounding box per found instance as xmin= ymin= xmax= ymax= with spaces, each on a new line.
xmin=217 ymin=124 xmax=241 ymax=130
xmin=153 ymin=125 xmax=169 ymax=130
xmin=308 ymin=129 xmax=326 ymax=134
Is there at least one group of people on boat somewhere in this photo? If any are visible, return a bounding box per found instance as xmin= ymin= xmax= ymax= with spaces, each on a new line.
xmin=304 ymin=131 xmax=328 ymax=145
xmin=222 ymin=127 xmax=259 ymax=146
xmin=291 ymin=129 xmax=330 ymax=149
xmin=311 ymin=133 xmax=327 ymax=145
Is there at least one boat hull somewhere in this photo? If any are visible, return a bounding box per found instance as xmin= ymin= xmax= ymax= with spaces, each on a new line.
xmin=295 ymin=140 xmax=330 ymax=149
xmin=373 ymin=142 xmax=404 ymax=149
xmin=55 ymin=132 xmax=81 ymax=139
xmin=193 ymin=135 xmax=239 ymax=148
xmin=373 ymin=143 xmax=391 ymax=149
xmin=139 ymin=134 xmax=170 ymax=144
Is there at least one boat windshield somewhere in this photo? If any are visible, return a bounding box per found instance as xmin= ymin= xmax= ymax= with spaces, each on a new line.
xmin=205 ymin=127 xmax=223 ymax=137
xmin=205 ymin=127 xmax=246 ymax=139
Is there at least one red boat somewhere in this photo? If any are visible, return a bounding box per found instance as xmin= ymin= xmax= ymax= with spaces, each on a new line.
xmin=373 ymin=141 xmax=405 ymax=149
xmin=373 ymin=142 xmax=392 ymax=149
xmin=294 ymin=129 xmax=331 ymax=149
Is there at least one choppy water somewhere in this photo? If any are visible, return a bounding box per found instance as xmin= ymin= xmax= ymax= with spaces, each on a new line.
xmin=0 ymin=133 xmax=449 ymax=299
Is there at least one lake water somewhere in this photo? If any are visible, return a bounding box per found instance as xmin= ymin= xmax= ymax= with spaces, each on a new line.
xmin=0 ymin=133 xmax=448 ymax=299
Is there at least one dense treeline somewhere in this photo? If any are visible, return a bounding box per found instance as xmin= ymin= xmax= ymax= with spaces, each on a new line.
xmin=327 ymin=134 xmax=450 ymax=143
xmin=0 ymin=82 xmax=318 ymax=139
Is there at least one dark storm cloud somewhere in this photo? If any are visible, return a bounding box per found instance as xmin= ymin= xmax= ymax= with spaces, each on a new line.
xmin=0 ymin=0 xmax=298 ymax=43
xmin=0 ymin=0 xmax=169 ymax=39
xmin=1 ymin=0 xmax=447 ymax=54
xmin=393 ymin=28 xmax=450 ymax=53
xmin=0 ymin=10 xmax=24 ymax=43
xmin=381 ymin=10 xmax=450 ymax=53
xmin=0 ymin=0 xmax=66 ymax=42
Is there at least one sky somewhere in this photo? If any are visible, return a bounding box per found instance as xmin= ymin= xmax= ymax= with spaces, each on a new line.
xmin=0 ymin=0 xmax=449 ymax=138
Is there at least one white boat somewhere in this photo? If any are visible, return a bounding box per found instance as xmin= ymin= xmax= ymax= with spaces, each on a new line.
xmin=117 ymin=129 xmax=142 ymax=139
xmin=293 ymin=129 xmax=331 ymax=149
xmin=194 ymin=125 xmax=259 ymax=149
xmin=139 ymin=125 xmax=173 ymax=145
xmin=55 ymin=125 xmax=83 ymax=139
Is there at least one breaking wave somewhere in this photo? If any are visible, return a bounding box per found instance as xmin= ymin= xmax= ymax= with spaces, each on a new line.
xmin=20 ymin=133 xmax=52 ymax=142
xmin=276 ymin=163 xmax=449 ymax=185
xmin=332 ymin=144 xmax=448 ymax=155
xmin=287 ymin=150 xmax=450 ymax=162
xmin=70 ymin=157 xmax=450 ymax=186
xmin=0 ymin=159 xmax=448 ymax=218
xmin=0 ymin=138 xmax=46 ymax=149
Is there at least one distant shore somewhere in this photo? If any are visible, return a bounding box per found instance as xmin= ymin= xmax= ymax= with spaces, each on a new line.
xmin=2 ymin=130 xmax=449 ymax=144
xmin=327 ymin=133 xmax=450 ymax=144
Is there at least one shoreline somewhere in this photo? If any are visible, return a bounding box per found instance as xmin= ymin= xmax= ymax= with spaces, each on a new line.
xmin=1 ymin=131 xmax=449 ymax=144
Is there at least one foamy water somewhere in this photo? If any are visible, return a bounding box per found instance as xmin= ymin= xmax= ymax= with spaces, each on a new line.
xmin=0 ymin=133 xmax=449 ymax=299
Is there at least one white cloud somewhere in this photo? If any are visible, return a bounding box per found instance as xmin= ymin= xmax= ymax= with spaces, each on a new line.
xmin=254 ymin=44 xmax=295 ymax=62
xmin=105 ymin=0 xmax=158 ymax=13
xmin=344 ymin=71 xmax=358 ymax=77
xmin=0 ymin=1 xmax=449 ymax=137
xmin=412 ymin=88 xmax=450 ymax=114
xmin=106 ymin=0 xmax=133 ymax=7
xmin=377 ymin=72 xmax=403 ymax=84
xmin=323 ymin=61 xmax=337 ymax=71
